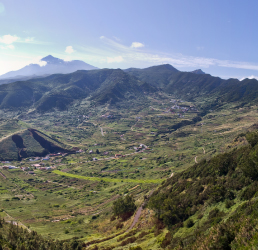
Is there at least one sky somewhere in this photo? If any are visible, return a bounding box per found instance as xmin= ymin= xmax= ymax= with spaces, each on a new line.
xmin=0 ymin=0 xmax=258 ymax=79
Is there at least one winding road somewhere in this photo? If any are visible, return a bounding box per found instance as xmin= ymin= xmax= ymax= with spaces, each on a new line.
xmin=127 ymin=172 xmax=174 ymax=231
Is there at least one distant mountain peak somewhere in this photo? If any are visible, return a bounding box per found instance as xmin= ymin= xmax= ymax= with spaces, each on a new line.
xmin=0 ymin=55 xmax=98 ymax=79
xmin=191 ymin=69 xmax=205 ymax=74
xmin=41 ymin=55 xmax=63 ymax=64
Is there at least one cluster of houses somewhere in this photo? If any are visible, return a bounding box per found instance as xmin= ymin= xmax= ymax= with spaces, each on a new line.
xmin=28 ymin=152 xmax=69 ymax=163
xmin=0 ymin=163 xmax=55 ymax=172
xmin=31 ymin=163 xmax=55 ymax=170
xmin=133 ymin=144 xmax=149 ymax=152
xmin=1 ymin=165 xmax=18 ymax=169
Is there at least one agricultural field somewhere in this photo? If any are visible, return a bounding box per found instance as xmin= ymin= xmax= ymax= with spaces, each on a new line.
xmin=0 ymin=94 xmax=258 ymax=249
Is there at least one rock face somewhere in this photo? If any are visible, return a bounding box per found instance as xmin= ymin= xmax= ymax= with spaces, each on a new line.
xmin=0 ymin=55 xmax=98 ymax=79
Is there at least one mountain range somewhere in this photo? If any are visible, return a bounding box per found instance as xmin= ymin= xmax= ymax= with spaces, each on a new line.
xmin=0 ymin=56 xmax=257 ymax=113
xmin=0 ymin=55 xmax=98 ymax=80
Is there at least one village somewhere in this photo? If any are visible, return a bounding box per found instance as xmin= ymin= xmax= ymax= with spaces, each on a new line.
xmin=0 ymin=143 xmax=150 ymax=174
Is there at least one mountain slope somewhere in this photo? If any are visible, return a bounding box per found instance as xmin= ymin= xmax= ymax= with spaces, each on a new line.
xmin=1 ymin=63 xmax=258 ymax=113
xmin=165 ymin=72 xmax=226 ymax=100
xmin=91 ymin=69 xmax=152 ymax=104
xmin=125 ymin=64 xmax=179 ymax=88
xmin=147 ymin=130 xmax=258 ymax=249
xmin=0 ymin=68 xmax=155 ymax=112
xmin=0 ymin=55 xmax=98 ymax=79
xmin=0 ymin=128 xmax=73 ymax=161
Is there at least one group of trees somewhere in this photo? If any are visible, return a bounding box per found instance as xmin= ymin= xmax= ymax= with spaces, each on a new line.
xmin=147 ymin=130 xmax=258 ymax=248
xmin=0 ymin=217 xmax=84 ymax=250
xmin=112 ymin=195 xmax=136 ymax=221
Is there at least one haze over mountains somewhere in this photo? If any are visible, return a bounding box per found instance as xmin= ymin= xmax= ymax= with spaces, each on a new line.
xmin=0 ymin=55 xmax=98 ymax=80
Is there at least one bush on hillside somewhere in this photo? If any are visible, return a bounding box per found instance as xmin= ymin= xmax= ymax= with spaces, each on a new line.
xmin=112 ymin=195 xmax=136 ymax=221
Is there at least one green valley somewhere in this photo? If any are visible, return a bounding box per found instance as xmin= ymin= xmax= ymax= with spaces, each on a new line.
xmin=1 ymin=64 xmax=258 ymax=249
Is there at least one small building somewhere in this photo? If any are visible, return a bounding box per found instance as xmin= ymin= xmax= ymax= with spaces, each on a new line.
xmin=32 ymin=164 xmax=41 ymax=168
xmin=8 ymin=165 xmax=17 ymax=169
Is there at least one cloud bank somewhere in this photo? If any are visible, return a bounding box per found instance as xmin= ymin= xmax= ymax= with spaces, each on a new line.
xmin=92 ymin=36 xmax=258 ymax=71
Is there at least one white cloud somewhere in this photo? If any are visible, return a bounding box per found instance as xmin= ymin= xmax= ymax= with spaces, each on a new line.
xmin=38 ymin=61 xmax=47 ymax=67
xmin=240 ymin=75 xmax=258 ymax=81
xmin=0 ymin=35 xmax=19 ymax=44
xmin=98 ymin=36 xmax=258 ymax=71
xmin=0 ymin=35 xmax=45 ymax=46
xmin=65 ymin=46 xmax=74 ymax=54
xmin=0 ymin=45 xmax=15 ymax=50
xmin=107 ymin=56 xmax=124 ymax=63
xmin=7 ymin=45 xmax=15 ymax=49
xmin=131 ymin=42 xmax=144 ymax=48
xmin=0 ymin=55 xmax=50 ymax=76
xmin=30 ymin=56 xmax=47 ymax=67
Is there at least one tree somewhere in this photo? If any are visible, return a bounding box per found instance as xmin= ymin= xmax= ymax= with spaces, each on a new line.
xmin=112 ymin=195 xmax=136 ymax=221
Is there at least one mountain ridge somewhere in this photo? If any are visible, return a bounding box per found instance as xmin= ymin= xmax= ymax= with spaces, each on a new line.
xmin=0 ymin=55 xmax=98 ymax=79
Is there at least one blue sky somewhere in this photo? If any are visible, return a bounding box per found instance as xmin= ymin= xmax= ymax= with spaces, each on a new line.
xmin=0 ymin=0 xmax=258 ymax=79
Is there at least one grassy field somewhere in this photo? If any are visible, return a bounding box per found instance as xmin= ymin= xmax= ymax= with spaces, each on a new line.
xmin=53 ymin=170 xmax=163 ymax=184
xmin=0 ymin=94 xmax=257 ymax=248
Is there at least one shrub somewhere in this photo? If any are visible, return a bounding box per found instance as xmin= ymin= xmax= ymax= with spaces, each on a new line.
xmin=209 ymin=208 xmax=220 ymax=219
xmin=116 ymin=222 xmax=123 ymax=229
xmin=112 ymin=195 xmax=136 ymax=221
xmin=186 ymin=219 xmax=194 ymax=228
xmin=129 ymin=246 xmax=142 ymax=250
xmin=225 ymin=199 xmax=235 ymax=209
xmin=246 ymin=131 xmax=258 ymax=147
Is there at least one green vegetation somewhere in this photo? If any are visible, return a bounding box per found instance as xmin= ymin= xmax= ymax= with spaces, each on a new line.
xmin=146 ymin=131 xmax=258 ymax=248
xmin=53 ymin=170 xmax=163 ymax=184
xmin=0 ymin=128 xmax=72 ymax=161
xmin=2 ymin=64 xmax=258 ymax=248
xmin=112 ymin=195 xmax=136 ymax=221
xmin=0 ymin=217 xmax=84 ymax=249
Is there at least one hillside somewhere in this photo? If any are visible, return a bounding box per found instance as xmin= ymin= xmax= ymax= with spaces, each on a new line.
xmin=125 ymin=64 xmax=179 ymax=88
xmin=0 ymin=68 xmax=155 ymax=112
xmin=147 ymin=130 xmax=258 ymax=249
xmin=2 ymin=63 xmax=258 ymax=249
xmin=0 ymin=64 xmax=258 ymax=113
xmin=0 ymin=128 xmax=72 ymax=161
xmin=0 ymin=218 xmax=84 ymax=250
